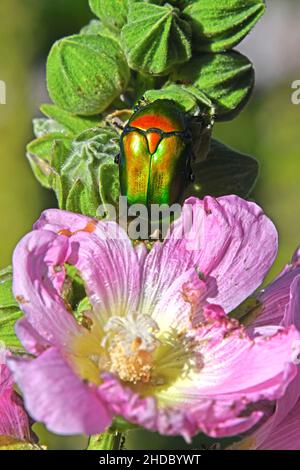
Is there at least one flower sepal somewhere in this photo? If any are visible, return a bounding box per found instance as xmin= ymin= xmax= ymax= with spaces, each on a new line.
xmin=110 ymin=416 xmax=139 ymax=433
xmin=87 ymin=430 xmax=123 ymax=451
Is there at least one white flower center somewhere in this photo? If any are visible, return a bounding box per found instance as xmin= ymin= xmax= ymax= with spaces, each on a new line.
xmin=102 ymin=314 xmax=160 ymax=384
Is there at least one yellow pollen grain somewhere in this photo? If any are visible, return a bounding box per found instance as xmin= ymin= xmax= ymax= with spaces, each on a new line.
xmin=109 ymin=339 xmax=154 ymax=384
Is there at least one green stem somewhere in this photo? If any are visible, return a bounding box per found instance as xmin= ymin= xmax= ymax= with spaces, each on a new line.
xmin=87 ymin=431 xmax=123 ymax=451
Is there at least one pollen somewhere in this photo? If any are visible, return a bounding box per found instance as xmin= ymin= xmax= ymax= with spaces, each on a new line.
xmin=102 ymin=313 xmax=160 ymax=384
xmin=109 ymin=337 xmax=154 ymax=384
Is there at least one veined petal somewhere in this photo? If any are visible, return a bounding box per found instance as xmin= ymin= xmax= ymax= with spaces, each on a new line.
xmin=252 ymin=264 xmax=300 ymax=330
xmin=151 ymin=268 xmax=208 ymax=332
xmin=100 ymin=306 xmax=299 ymax=440
xmin=68 ymin=230 xmax=141 ymax=325
xmin=15 ymin=318 xmax=50 ymax=356
xmin=33 ymin=209 xmax=142 ymax=326
xmin=250 ymin=373 xmax=300 ymax=450
xmin=33 ymin=208 xmax=129 ymax=243
xmin=8 ymin=348 xmax=111 ymax=436
xmin=245 ymin=259 xmax=300 ymax=450
xmin=282 ymin=275 xmax=300 ymax=331
xmin=12 ymin=230 xmax=80 ymax=346
xmin=0 ymin=359 xmax=32 ymax=442
xmin=255 ymin=398 xmax=300 ymax=450
xmin=140 ymin=196 xmax=277 ymax=315
xmin=155 ymin=307 xmax=298 ymax=407
xmin=33 ymin=208 xmax=97 ymax=234
xmin=99 ymin=374 xmax=263 ymax=442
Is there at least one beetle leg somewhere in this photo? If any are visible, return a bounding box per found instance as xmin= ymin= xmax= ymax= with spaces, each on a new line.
xmin=114 ymin=154 xmax=120 ymax=165
xmin=134 ymin=96 xmax=147 ymax=112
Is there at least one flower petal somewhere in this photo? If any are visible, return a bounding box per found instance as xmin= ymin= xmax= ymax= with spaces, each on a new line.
xmin=15 ymin=318 xmax=50 ymax=355
xmin=99 ymin=374 xmax=263 ymax=441
xmin=8 ymin=348 xmax=111 ymax=436
xmin=33 ymin=208 xmax=96 ymax=234
xmin=150 ymin=268 xmax=208 ymax=332
xmin=0 ymin=361 xmax=32 ymax=441
xmin=251 ymin=373 xmax=300 ymax=450
xmin=34 ymin=209 xmax=143 ymax=325
xmin=67 ymin=229 xmax=141 ymax=325
xmin=283 ymin=274 xmax=300 ymax=331
xmin=13 ymin=230 xmax=80 ymax=346
xmin=140 ymin=196 xmax=277 ymax=315
xmin=159 ymin=306 xmax=298 ymax=406
xmin=255 ymin=398 xmax=300 ymax=450
xmin=247 ymin=267 xmax=300 ymax=450
xmin=252 ymin=264 xmax=300 ymax=330
xmin=100 ymin=305 xmax=299 ymax=440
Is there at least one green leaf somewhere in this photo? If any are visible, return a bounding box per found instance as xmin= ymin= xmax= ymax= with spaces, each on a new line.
xmin=71 ymin=128 xmax=120 ymax=163
xmin=143 ymin=82 xmax=213 ymax=115
xmin=26 ymin=134 xmax=72 ymax=189
xmin=51 ymin=138 xmax=73 ymax=173
xmin=182 ymin=139 xmax=259 ymax=200
xmin=61 ymin=127 xmax=120 ymax=216
xmin=41 ymin=103 xmax=102 ymax=136
xmin=99 ymin=161 xmax=120 ymax=212
xmin=28 ymin=124 xmax=120 ymax=214
xmin=184 ymin=0 xmax=265 ymax=52
xmin=33 ymin=118 xmax=67 ymax=138
xmin=80 ymin=19 xmax=119 ymax=41
xmin=89 ymin=0 xmax=129 ymax=32
xmin=144 ymin=85 xmax=198 ymax=113
xmin=87 ymin=432 xmax=123 ymax=451
xmin=74 ymin=297 xmax=93 ymax=326
xmin=121 ymin=2 xmax=191 ymax=75
xmin=127 ymin=72 xmax=163 ymax=103
xmin=0 ymin=437 xmax=42 ymax=451
xmin=50 ymin=139 xmax=73 ymax=207
xmin=65 ymin=179 xmax=99 ymax=216
xmin=170 ymin=51 xmax=254 ymax=120
xmin=60 ymin=265 xmax=86 ymax=314
xmin=81 ymin=19 xmax=102 ymax=35
xmin=0 ymin=267 xmax=23 ymax=352
xmin=76 ymin=297 xmax=92 ymax=316
xmin=47 ymin=34 xmax=130 ymax=115
xmin=110 ymin=416 xmax=138 ymax=433
xmin=27 ymin=133 xmax=66 ymax=163
xmin=0 ymin=267 xmax=16 ymax=309
xmin=230 ymin=297 xmax=263 ymax=326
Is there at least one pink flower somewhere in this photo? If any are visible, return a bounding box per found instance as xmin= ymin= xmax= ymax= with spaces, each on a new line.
xmin=0 ymin=351 xmax=33 ymax=443
xmin=8 ymin=196 xmax=300 ymax=441
xmin=234 ymin=248 xmax=300 ymax=450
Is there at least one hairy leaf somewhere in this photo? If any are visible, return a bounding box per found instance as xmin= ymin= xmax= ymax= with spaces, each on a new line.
xmin=99 ymin=162 xmax=121 ymax=213
xmin=33 ymin=118 xmax=67 ymax=139
xmin=144 ymin=85 xmax=198 ymax=113
xmin=27 ymin=134 xmax=72 ymax=189
xmin=80 ymin=19 xmax=119 ymax=41
xmin=89 ymin=0 xmax=129 ymax=32
xmin=0 ymin=437 xmax=41 ymax=451
xmin=47 ymin=34 xmax=130 ymax=115
xmin=41 ymin=103 xmax=102 ymax=136
xmin=121 ymin=2 xmax=191 ymax=75
xmin=171 ymin=51 xmax=254 ymax=120
xmin=184 ymin=0 xmax=266 ymax=52
xmin=61 ymin=127 xmax=120 ymax=216
xmin=0 ymin=267 xmax=23 ymax=352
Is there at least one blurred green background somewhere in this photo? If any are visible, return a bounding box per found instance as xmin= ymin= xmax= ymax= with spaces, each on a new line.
xmin=0 ymin=0 xmax=299 ymax=450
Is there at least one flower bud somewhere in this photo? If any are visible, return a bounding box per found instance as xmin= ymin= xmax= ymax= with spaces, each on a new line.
xmin=47 ymin=34 xmax=130 ymax=116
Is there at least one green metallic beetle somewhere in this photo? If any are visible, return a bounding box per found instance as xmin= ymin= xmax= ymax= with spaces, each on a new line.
xmin=116 ymin=100 xmax=193 ymax=208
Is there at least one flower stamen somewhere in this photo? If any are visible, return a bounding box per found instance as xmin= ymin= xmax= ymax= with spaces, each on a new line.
xmin=102 ymin=314 xmax=160 ymax=384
